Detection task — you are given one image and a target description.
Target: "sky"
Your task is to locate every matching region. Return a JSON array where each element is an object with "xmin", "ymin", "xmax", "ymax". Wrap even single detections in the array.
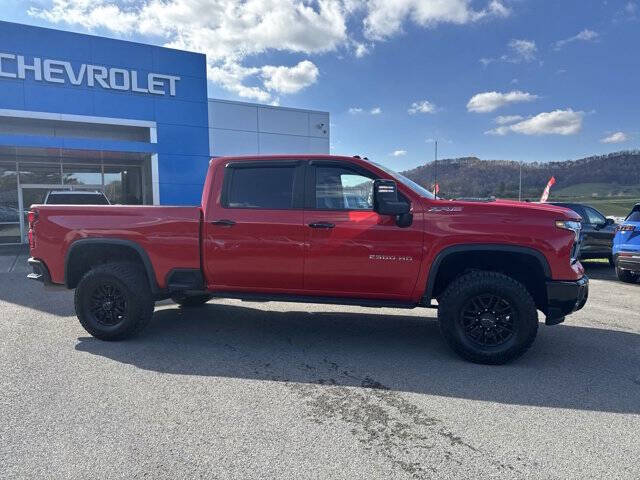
[{"xmin": 2, "ymin": 0, "xmax": 639, "ymax": 171}]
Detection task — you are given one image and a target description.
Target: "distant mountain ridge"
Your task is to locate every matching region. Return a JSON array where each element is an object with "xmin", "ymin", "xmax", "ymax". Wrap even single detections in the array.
[{"xmin": 401, "ymin": 150, "xmax": 640, "ymax": 200}]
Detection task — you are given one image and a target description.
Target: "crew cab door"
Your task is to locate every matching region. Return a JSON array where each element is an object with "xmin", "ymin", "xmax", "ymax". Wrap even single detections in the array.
[
  {"xmin": 303, "ymin": 160, "xmax": 423, "ymax": 299},
  {"xmin": 202, "ymin": 159, "xmax": 306, "ymax": 291}
]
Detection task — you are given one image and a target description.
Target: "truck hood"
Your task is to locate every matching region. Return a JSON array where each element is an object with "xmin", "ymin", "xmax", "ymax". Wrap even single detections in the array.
[{"xmin": 424, "ymin": 197, "xmax": 581, "ymax": 221}]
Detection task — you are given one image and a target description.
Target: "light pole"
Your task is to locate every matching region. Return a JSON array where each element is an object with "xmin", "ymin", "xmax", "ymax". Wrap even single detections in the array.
[
  {"xmin": 434, "ymin": 140, "xmax": 438, "ymax": 196},
  {"xmin": 518, "ymin": 161, "xmax": 522, "ymax": 201}
]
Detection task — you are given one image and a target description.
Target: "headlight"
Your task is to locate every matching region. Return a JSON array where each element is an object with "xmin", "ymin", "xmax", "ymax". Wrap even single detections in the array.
[
  {"xmin": 556, "ymin": 220, "xmax": 581, "ymax": 233},
  {"xmin": 556, "ymin": 220, "xmax": 581, "ymax": 263}
]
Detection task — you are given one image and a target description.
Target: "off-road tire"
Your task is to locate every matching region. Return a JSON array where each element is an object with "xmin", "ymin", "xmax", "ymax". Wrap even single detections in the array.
[
  {"xmin": 75, "ymin": 262, "xmax": 154, "ymax": 340},
  {"xmin": 438, "ymin": 271, "xmax": 538, "ymax": 365},
  {"xmin": 171, "ymin": 293, "xmax": 213, "ymax": 307},
  {"xmin": 616, "ymin": 266, "xmax": 638, "ymax": 284}
]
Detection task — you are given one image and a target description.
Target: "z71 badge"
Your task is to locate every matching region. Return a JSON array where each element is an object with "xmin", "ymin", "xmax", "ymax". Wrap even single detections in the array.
[
  {"xmin": 369, "ymin": 255, "xmax": 413, "ymax": 262},
  {"xmin": 428, "ymin": 206, "xmax": 463, "ymax": 213}
]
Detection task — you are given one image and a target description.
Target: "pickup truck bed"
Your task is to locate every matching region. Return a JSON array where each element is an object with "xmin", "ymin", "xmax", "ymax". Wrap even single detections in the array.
[{"xmin": 31, "ymin": 205, "xmax": 201, "ymax": 290}]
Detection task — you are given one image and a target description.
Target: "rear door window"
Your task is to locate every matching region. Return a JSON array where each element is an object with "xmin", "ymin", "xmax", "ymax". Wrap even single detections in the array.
[{"xmin": 224, "ymin": 164, "xmax": 298, "ymax": 209}]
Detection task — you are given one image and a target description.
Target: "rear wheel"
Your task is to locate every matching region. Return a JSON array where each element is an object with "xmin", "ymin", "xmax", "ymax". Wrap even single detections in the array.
[
  {"xmin": 75, "ymin": 262, "xmax": 154, "ymax": 340},
  {"xmin": 171, "ymin": 293, "xmax": 213, "ymax": 307},
  {"xmin": 616, "ymin": 266, "xmax": 638, "ymax": 283},
  {"xmin": 438, "ymin": 271, "xmax": 538, "ymax": 365}
]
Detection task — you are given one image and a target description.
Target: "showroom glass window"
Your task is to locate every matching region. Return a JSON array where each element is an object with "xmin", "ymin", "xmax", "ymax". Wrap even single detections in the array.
[
  {"xmin": 315, "ymin": 166, "xmax": 373, "ymax": 210},
  {"xmin": 224, "ymin": 165, "xmax": 296, "ymax": 209},
  {"xmin": 0, "ymin": 160, "xmax": 19, "ymax": 243}
]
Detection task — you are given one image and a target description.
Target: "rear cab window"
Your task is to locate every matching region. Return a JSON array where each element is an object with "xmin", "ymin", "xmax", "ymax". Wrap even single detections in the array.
[{"xmin": 221, "ymin": 161, "xmax": 303, "ymax": 209}]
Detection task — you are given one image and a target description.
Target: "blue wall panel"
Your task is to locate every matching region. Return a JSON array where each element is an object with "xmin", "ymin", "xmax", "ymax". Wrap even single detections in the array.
[
  {"xmin": 155, "ymin": 98, "xmax": 208, "ymax": 127},
  {"xmin": 0, "ymin": 20, "xmax": 210, "ymax": 206},
  {"xmin": 24, "ymin": 83, "xmax": 94, "ymax": 115},
  {"xmin": 93, "ymin": 90, "xmax": 156, "ymax": 120},
  {"xmin": 159, "ymin": 183, "xmax": 204, "ymax": 206},
  {"xmin": 156, "ymin": 124, "xmax": 210, "ymax": 156},
  {"xmin": 158, "ymin": 154, "xmax": 210, "ymax": 185}
]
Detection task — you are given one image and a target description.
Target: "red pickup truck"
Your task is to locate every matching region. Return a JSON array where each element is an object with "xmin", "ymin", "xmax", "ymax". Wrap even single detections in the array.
[{"xmin": 27, "ymin": 154, "xmax": 588, "ymax": 364}]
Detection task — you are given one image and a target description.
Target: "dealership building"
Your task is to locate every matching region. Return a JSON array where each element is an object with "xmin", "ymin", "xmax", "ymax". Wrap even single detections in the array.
[{"xmin": 0, "ymin": 21, "xmax": 330, "ymax": 244}]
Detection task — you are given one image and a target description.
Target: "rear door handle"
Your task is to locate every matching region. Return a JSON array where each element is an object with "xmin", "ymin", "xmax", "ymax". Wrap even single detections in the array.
[
  {"xmin": 211, "ymin": 219, "xmax": 236, "ymax": 226},
  {"xmin": 308, "ymin": 222, "xmax": 335, "ymax": 229}
]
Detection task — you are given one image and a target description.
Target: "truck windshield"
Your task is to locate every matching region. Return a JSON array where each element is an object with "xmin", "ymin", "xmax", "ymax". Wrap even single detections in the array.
[{"xmin": 367, "ymin": 160, "xmax": 436, "ymax": 199}]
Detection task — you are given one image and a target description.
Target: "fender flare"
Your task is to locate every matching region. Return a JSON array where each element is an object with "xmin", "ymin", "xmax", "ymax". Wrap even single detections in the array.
[
  {"xmin": 423, "ymin": 244, "xmax": 552, "ymax": 301},
  {"xmin": 64, "ymin": 238, "xmax": 159, "ymax": 292}
]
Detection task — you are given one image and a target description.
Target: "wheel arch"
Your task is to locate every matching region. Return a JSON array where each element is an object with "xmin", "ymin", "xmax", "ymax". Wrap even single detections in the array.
[
  {"xmin": 64, "ymin": 238, "xmax": 159, "ymax": 293},
  {"xmin": 424, "ymin": 244, "xmax": 552, "ymax": 310}
]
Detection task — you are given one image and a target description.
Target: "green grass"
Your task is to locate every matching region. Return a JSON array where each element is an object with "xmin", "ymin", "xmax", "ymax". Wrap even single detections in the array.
[
  {"xmin": 548, "ymin": 197, "xmax": 639, "ymax": 217},
  {"xmin": 553, "ymin": 182, "xmax": 640, "ymax": 198}
]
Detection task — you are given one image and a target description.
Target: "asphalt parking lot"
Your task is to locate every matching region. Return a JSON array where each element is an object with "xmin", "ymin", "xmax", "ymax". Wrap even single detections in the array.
[{"xmin": 1, "ymin": 249, "xmax": 639, "ymax": 479}]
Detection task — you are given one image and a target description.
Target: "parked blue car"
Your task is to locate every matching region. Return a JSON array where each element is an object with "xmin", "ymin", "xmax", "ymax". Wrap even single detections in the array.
[{"xmin": 613, "ymin": 203, "xmax": 640, "ymax": 283}]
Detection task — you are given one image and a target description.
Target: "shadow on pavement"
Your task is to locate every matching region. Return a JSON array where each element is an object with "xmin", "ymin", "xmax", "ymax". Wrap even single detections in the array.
[
  {"xmin": 0, "ymin": 272, "xmax": 75, "ymax": 316},
  {"xmin": 76, "ymin": 302, "xmax": 640, "ymax": 415}
]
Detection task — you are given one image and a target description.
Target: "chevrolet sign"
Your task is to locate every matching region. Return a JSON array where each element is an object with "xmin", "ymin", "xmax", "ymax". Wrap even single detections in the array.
[{"xmin": 0, "ymin": 53, "xmax": 180, "ymax": 96}]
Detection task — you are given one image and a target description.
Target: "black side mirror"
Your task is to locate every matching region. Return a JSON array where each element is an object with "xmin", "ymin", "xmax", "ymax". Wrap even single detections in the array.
[
  {"xmin": 373, "ymin": 179, "xmax": 412, "ymax": 227},
  {"xmin": 605, "ymin": 218, "xmax": 615, "ymax": 226},
  {"xmin": 374, "ymin": 179, "xmax": 410, "ymax": 216}
]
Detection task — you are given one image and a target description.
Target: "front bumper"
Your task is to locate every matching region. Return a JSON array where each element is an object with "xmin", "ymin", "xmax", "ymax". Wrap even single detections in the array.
[
  {"xmin": 614, "ymin": 252, "xmax": 640, "ymax": 272},
  {"xmin": 545, "ymin": 276, "xmax": 589, "ymax": 325}
]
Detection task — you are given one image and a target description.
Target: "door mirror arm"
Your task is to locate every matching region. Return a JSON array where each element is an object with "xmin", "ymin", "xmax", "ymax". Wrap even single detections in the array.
[{"xmin": 396, "ymin": 212, "xmax": 413, "ymax": 228}]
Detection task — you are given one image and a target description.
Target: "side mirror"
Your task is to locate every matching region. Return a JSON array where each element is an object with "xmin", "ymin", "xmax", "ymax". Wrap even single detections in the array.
[
  {"xmin": 605, "ymin": 218, "xmax": 615, "ymax": 226},
  {"xmin": 374, "ymin": 179, "xmax": 410, "ymax": 216}
]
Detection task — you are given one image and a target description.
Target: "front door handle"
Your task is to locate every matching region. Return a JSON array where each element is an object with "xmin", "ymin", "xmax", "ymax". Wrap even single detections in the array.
[
  {"xmin": 211, "ymin": 219, "xmax": 236, "ymax": 226},
  {"xmin": 308, "ymin": 222, "xmax": 335, "ymax": 229}
]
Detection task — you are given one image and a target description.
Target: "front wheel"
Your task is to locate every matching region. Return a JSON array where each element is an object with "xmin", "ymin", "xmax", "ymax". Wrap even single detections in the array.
[
  {"xmin": 438, "ymin": 271, "xmax": 538, "ymax": 365},
  {"xmin": 74, "ymin": 262, "xmax": 154, "ymax": 340}
]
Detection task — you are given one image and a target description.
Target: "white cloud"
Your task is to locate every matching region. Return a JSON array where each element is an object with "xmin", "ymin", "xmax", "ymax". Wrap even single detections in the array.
[
  {"xmin": 391, "ymin": 150, "xmax": 407, "ymax": 157},
  {"xmin": 28, "ymin": 0, "xmax": 345, "ymax": 102},
  {"xmin": 508, "ymin": 39, "xmax": 537, "ymax": 62},
  {"xmin": 261, "ymin": 60, "xmax": 319, "ymax": 94},
  {"xmin": 494, "ymin": 115, "xmax": 524, "ymax": 125},
  {"xmin": 601, "ymin": 131, "xmax": 628, "ymax": 144},
  {"xmin": 486, "ymin": 109, "xmax": 585, "ymax": 136},
  {"xmin": 353, "ymin": 41, "xmax": 371, "ymax": 57},
  {"xmin": 408, "ymin": 100, "xmax": 437, "ymax": 114},
  {"xmin": 554, "ymin": 29, "xmax": 599, "ymax": 50},
  {"xmin": 362, "ymin": 0, "xmax": 510, "ymax": 41},
  {"xmin": 26, "ymin": 0, "xmax": 513, "ymax": 102},
  {"xmin": 349, "ymin": 106, "xmax": 382, "ymax": 115},
  {"xmin": 481, "ymin": 38, "xmax": 537, "ymax": 66},
  {"xmin": 467, "ymin": 91, "xmax": 538, "ymax": 113}
]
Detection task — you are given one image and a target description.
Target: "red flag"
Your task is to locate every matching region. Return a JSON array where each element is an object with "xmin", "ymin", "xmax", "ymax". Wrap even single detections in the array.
[
  {"xmin": 540, "ymin": 176, "xmax": 556, "ymax": 203},
  {"xmin": 433, "ymin": 183, "xmax": 440, "ymax": 195}
]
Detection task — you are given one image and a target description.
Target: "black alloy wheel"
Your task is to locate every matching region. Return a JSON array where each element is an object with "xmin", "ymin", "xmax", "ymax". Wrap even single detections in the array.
[
  {"xmin": 89, "ymin": 283, "xmax": 127, "ymax": 327},
  {"xmin": 460, "ymin": 294, "xmax": 516, "ymax": 347}
]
